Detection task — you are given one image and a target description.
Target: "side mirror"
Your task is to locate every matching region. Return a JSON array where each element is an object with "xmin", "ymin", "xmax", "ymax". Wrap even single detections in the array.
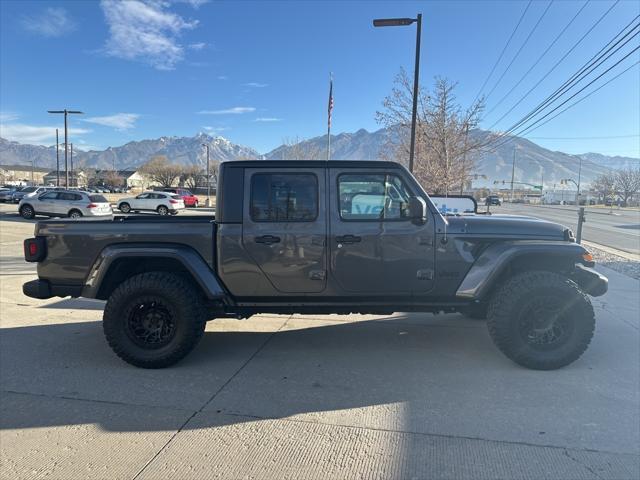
[{"xmin": 409, "ymin": 196, "xmax": 427, "ymax": 224}]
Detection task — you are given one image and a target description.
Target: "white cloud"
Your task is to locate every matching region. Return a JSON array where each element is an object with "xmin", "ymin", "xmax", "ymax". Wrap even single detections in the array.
[
  {"xmin": 100, "ymin": 0, "xmax": 198, "ymax": 70},
  {"xmin": 175, "ymin": 0, "xmax": 210, "ymax": 8},
  {"xmin": 21, "ymin": 7, "xmax": 76, "ymax": 38},
  {"xmin": 243, "ymin": 82, "xmax": 268, "ymax": 88},
  {"xmin": 254, "ymin": 117, "xmax": 282, "ymax": 122},
  {"xmin": 203, "ymin": 126, "xmax": 230, "ymax": 132},
  {"xmin": 0, "ymin": 123, "xmax": 90, "ymax": 145},
  {"xmin": 188, "ymin": 42, "xmax": 206, "ymax": 50},
  {"xmin": 217, "ymin": 75, "xmax": 228, "ymax": 80},
  {"xmin": 83, "ymin": 113, "xmax": 140, "ymax": 130},
  {"xmin": 197, "ymin": 107, "xmax": 256, "ymax": 115},
  {"xmin": 0, "ymin": 112, "xmax": 19, "ymax": 123}
]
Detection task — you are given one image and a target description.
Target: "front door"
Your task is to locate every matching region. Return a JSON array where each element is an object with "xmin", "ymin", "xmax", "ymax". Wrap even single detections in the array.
[
  {"xmin": 242, "ymin": 168, "xmax": 327, "ymax": 293},
  {"xmin": 329, "ymin": 169, "xmax": 435, "ymax": 295}
]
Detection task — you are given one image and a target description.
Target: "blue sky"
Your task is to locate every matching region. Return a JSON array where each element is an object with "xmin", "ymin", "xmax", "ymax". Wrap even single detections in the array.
[{"xmin": 1, "ymin": 0, "xmax": 638, "ymax": 157}]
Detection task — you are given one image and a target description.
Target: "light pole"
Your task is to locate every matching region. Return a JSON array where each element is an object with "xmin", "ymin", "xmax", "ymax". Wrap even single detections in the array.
[
  {"xmin": 201, "ymin": 143, "xmax": 211, "ymax": 207},
  {"xmin": 373, "ymin": 14, "xmax": 422, "ymax": 173},
  {"xmin": 55, "ymin": 129, "xmax": 60, "ymax": 186},
  {"xmin": 510, "ymin": 147, "xmax": 516, "ymax": 203},
  {"xmin": 48, "ymin": 109, "xmax": 83, "ymax": 187},
  {"xmin": 70, "ymin": 143, "xmax": 74, "ymax": 187}
]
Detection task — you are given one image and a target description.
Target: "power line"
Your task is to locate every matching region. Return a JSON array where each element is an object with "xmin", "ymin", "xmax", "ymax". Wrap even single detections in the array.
[
  {"xmin": 528, "ymin": 134, "xmax": 639, "ymax": 140},
  {"xmin": 483, "ymin": 1, "xmax": 555, "ymax": 102},
  {"xmin": 472, "ymin": 0, "xmax": 533, "ymax": 104},
  {"xmin": 487, "ymin": 18, "xmax": 639, "ymax": 145},
  {"xmin": 514, "ymin": 61, "xmax": 640, "ymax": 138},
  {"xmin": 490, "ymin": 54, "xmax": 639, "ymax": 150},
  {"xmin": 485, "ymin": 1, "xmax": 589, "ymax": 117},
  {"xmin": 487, "ymin": 1, "xmax": 622, "ymax": 130}
]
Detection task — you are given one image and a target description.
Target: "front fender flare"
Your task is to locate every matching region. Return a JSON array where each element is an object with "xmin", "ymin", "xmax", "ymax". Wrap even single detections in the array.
[
  {"xmin": 456, "ymin": 241, "xmax": 589, "ymax": 300},
  {"xmin": 82, "ymin": 244, "xmax": 227, "ymax": 300}
]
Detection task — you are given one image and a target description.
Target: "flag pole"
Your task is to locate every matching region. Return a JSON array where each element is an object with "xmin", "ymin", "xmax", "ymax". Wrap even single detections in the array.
[{"xmin": 327, "ymin": 72, "xmax": 333, "ymax": 160}]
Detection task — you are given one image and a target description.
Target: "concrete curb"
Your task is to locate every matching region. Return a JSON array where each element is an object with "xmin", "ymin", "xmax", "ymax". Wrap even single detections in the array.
[{"xmin": 582, "ymin": 240, "xmax": 640, "ymax": 262}]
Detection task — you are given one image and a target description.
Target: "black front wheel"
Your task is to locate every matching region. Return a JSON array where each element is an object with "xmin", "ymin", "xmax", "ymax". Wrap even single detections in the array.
[
  {"xmin": 103, "ymin": 272, "xmax": 207, "ymax": 368},
  {"xmin": 487, "ymin": 271, "xmax": 595, "ymax": 370}
]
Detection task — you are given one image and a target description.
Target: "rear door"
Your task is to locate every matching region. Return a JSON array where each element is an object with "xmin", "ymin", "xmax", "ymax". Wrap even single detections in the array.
[
  {"xmin": 241, "ymin": 168, "xmax": 327, "ymax": 293},
  {"xmin": 329, "ymin": 168, "xmax": 435, "ymax": 295}
]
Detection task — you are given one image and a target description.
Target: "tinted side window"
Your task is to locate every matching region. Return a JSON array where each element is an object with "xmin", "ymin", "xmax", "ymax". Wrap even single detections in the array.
[
  {"xmin": 338, "ymin": 173, "xmax": 412, "ymax": 220},
  {"xmin": 39, "ymin": 192, "xmax": 59, "ymax": 200},
  {"xmin": 250, "ymin": 173, "xmax": 317, "ymax": 222},
  {"xmin": 59, "ymin": 192, "xmax": 82, "ymax": 201}
]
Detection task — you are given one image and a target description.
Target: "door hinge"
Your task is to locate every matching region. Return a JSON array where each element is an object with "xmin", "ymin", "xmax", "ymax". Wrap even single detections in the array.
[{"xmin": 416, "ymin": 269, "xmax": 434, "ymax": 280}]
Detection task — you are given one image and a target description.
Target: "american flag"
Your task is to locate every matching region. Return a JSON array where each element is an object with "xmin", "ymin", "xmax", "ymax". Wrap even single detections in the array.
[{"xmin": 327, "ymin": 76, "xmax": 334, "ymax": 129}]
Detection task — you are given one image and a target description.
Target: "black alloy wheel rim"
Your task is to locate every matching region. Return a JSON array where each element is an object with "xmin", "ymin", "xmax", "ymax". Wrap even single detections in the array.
[
  {"xmin": 125, "ymin": 298, "xmax": 177, "ymax": 349},
  {"xmin": 518, "ymin": 296, "xmax": 574, "ymax": 350},
  {"xmin": 22, "ymin": 207, "xmax": 33, "ymax": 217}
]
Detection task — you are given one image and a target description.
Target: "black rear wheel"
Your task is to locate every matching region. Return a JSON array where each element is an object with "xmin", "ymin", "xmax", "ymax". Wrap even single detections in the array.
[
  {"xmin": 157, "ymin": 205, "xmax": 169, "ymax": 215},
  {"xmin": 119, "ymin": 202, "xmax": 131, "ymax": 213},
  {"xmin": 487, "ymin": 271, "xmax": 595, "ymax": 370},
  {"xmin": 20, "ymin": 205, "xmax": 35, "ymax": 219},
  {"xmin": 103, "ymin": 272, "xmax": 206, "ymax": 368}
]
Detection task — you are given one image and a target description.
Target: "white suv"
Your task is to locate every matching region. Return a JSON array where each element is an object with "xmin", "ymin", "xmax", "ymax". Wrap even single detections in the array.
[
  {"xmin": 19, "ymin": 191, "xmax": 113, "ymax": 219},
  {"xmin": 117, "ymin": 191, "xmax": 185, "ymax": 215}
]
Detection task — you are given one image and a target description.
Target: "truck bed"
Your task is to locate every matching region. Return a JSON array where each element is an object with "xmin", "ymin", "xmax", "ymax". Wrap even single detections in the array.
[{"xmin": 34, "ymin": 215, "xmax": 217, "ymax": 286}]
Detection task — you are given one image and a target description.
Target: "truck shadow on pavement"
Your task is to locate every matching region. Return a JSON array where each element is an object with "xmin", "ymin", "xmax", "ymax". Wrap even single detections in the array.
[
  {"xmin": 1, "ymin": 315, "xmax": 522, "ymax": 434},
  {"xmin": 4, "ymin": 310, "xmax": 633, "ymax": 461}
]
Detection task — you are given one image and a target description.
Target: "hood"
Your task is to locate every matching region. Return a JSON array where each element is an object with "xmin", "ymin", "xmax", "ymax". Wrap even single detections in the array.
[{"xmin": 444, "ymin": 214, "xmax": 569, "ymax": 239}]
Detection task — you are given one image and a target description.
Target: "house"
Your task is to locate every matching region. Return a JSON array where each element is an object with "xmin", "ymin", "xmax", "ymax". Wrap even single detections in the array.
[
  {"xmin": 90, "ymin": 169, "xmax": 153, "ymax": 190},
  {"xmin": 0, "ymin": 164, "xmax": 50, "ymax": 185},
  {"xmin": 43, "ymin": 170, "xmax": 88, "ymax": 187}
]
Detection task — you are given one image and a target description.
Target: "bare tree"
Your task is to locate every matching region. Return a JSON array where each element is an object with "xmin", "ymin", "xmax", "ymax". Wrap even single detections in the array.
[
  {"xmin": 614, "ymin": 168, "xmax": 640, "ymax": 206},
  {"xmin": 376, "ymin": 69, "xmax": 485, "ymax": 194},
  {"xmin": 591, "ymin": 172, "xmax": 616, "ymax": 202},
  {"xmin": 103, "ymin": 170, "xmax": 124, "ymax": 188},
  {"xmin": 139, "ymin": 156, "xmax": 183, "ymax": 187},
  {"xmin": 181, "ymin": 165, "xmax": 204, "ymax": 190}
]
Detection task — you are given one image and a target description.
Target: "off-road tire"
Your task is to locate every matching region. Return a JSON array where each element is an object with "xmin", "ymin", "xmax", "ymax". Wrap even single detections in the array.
[
  {"xmin": 118, "ymin": 202, "xmax": 131, "ymax": 213},
  {"xmin": 487, "ymin": 271, "xmax": 595, "ymax": 370},
  {"xmin": 103, "ymin": 272, "xmax": 207, "ymax": 368},
  {"xmin": 20, "ymin": 204, "xmax": 35, "ymax": 219},
  {"xmin": 157, "ymin": 205, "xmax": 169, "ymax": 215},
  {"xmin": 68, "ymin": 209, "xmax": 83, "ymax": 219}
]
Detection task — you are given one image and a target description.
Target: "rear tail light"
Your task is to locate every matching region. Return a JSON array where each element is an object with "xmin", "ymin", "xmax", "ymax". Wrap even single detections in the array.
[
  {"xmin": 170, "ymin": 199, "xmax": 178, "ymax": 204},
  {"xmin": 87, "ymin": 203, "xmax": 97, "ymax": 208},
  {"xmin": 24, "ymin": 237, "xmax": 46, "ymax": 262}
]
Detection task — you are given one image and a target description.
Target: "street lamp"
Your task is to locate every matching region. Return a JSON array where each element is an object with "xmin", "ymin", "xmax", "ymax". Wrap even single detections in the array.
[
  {"xmin": 201, "ymin": 143, "xmax": 211, "ymax": 207},
  {"xmin": 48, "ymin": 109, "xmax": 83, "ymax": 187},
  {"xmin": 373, "ymin": 14, "xmax": 422, "ymax": 173}
]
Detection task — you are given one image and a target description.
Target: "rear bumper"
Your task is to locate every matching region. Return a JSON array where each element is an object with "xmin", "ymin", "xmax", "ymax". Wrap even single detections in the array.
[
  {"xmin": 573, "ymin": 264, "xmax": 608, "ymax": 297},
  {"xmin": 23, "ymin": 279, "xmax": 83, "ymax": 299}
]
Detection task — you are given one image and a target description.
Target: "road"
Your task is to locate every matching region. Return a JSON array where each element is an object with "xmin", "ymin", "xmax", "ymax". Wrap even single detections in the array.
[{"xmin": 495, "ymin": 203, "xmax": 640, "ymax": 254}]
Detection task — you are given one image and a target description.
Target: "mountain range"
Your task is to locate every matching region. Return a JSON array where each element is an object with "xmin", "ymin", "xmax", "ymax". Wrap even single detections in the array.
[{"xmin": 1, "ymin": 128, "xmax": 637, "ymax": 188}]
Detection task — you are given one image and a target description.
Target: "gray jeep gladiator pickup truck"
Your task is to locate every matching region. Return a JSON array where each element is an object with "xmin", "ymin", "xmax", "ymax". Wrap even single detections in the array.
[{"xmin": 23, "ymin": 160, "xmax": 608, "ymax": 370}]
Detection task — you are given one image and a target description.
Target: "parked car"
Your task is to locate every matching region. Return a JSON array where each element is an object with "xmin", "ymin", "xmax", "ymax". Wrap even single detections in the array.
[
  {"xmin": 117, "ymin": 191, "xmax": 185, "ymax": 215},
  {"xmin": 0, "ymin": 187, "xmax": 20, "ymax": 203},
  {"xmin": 485, "ymin": 195, "xmax": 502, "ymax": 206},
  {"xmin": 18, "ymin": 190, "xmax": 112, "ymax": 219},
  {"xmin": 11, "ymin": 186, "xmax": 53, "ymax": 203},
  {"xmin": 162, "ymin": 187, "xmax": 199, "ymax": 207},
  {"xmin": 23, "ymin": 160, "xmax": 607, "ymax": 370}
]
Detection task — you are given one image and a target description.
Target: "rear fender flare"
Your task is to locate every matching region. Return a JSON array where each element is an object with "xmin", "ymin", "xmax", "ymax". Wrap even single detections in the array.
[{"xmin": 83, "ymin": 244, "xmax": 227, "ymax": 300}]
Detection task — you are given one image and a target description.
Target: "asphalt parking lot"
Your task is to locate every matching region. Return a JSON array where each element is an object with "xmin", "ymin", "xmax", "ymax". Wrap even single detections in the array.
[{"xmin": 1, "ymin": 203, "xmax": 639, "ymax": 479}]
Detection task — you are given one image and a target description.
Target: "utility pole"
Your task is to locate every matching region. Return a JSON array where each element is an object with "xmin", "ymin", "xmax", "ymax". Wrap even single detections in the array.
[
  {"xmin": 55, "ymin": 129, "xmax": 60, "ymax": 186},
  {"xmin": 70, "ymin": 143, "xmax": 74, "ymax": 187},
  {"xmin": 202, "ymin": 143, "xmax": 211, "ymax": 207},
  {"xmin": 30, "ymin": 159, "xmax": 34, "ymax": 185},
  {"xmin": 48, "ymin": 109, "xmax": 83, "ymax": 187},
  {"xmin": 510, "ymin": 147, "xmax": 516, "ymax": 203},
  {"xmin": 576, "ymin": 155, "xmax": 583, "ymax": 205}
]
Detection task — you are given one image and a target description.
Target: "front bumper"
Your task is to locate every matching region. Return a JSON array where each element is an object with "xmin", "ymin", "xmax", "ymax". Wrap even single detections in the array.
[
  {"xmin": 23, "ymin": 279, "xmax": 83, "ymax": 299},
  {"xmin": 573, "ymin": 264, "xmax": 608, "ymax": 297}
]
